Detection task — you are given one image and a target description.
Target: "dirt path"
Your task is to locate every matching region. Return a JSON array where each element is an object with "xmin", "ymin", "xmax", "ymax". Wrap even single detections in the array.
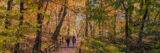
[{"xmin": 53, "ymin": 38, "xmax": 81, "ymax": 53}]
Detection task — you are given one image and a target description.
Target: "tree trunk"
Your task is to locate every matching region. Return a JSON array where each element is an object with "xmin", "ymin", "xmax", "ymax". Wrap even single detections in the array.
[
  {"xmin": 122, "ymin": 2, "xmax": 129, "ymax": 45},
  {"xmin": 32, "ymin": 0, "xmax": 49, "ymax": 52},
  {"xmin": 5, "ymin": 0, "xmax": 13, "ymax": 30},
  {"xmin": 85, "ymin": 0, "xmax": 89, "ymax": 37},
  {"xmin": 138, "ymin": 8, "xmax": 148, "ymax": 43},
  {"xmin": 14, "ymin": 0, "xmax": 24, "ymax": 53},
  {"xmin": 55, "ymin": 5, "xmax": 58, "ymax": 26},
  {"xmin": 32, "ymin": 3, "xmax": 43, "ymax": 53},
  {"xmin": 124, "ymin": 8, "xmax": 129, "ymax": 45},
  {"xmin": 43, "ymin": 0, "xmax": 49, "ymax": 18},
  {"xmin": 154, "ymin": 10, "xmax": 160, "ymax": 21},
  {"xmin": 52, "ymin": 0, "xmax": 68, "ymax": 42},
  {"xmin": 58, "ymin": 7, "xmax": 64, "ymax": 21}
]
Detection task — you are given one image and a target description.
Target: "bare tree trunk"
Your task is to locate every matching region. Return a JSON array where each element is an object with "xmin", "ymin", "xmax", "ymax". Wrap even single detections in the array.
[
  {"xmin": 58, "ymin": 7, "xmax": 64, "ymax": 21},
  {"xmin": 5, "ymin": 0, "xmax": 13, "ymax": 30},
  {"xmin": 55, "ymin": 5, "xmax": 58, "ymax": 26},
  {"xmin": 121, "ymin": 2, "xmax": 130, "ymax": 53},
  {"xmin": 52, "ymin": 0, "xmax": 68, "ymax": 43},
  {"xmin": 138, "ymin": 8, "xmax": 148, "ymax": 43},
  {"xmin": 33, "ymin": 0, "xmax": 49, "ymax": 52},
  {"xmin": 85, "ymin": 0, "xmax": 89, "ymax": 37},
  {"xmin": 32, "ymin": 3, "xmax": 43, "ymax": 53},
  {"xmin": 3, "ymin": 0, "xmax": 12, "ymax": 52},
  {"xmin": 14, "ymin": 0, "xmax": 24, "ymax": 53},
  {"xmin": 122, "ymin": 2, "xmax": 129, "ymax": 45}
]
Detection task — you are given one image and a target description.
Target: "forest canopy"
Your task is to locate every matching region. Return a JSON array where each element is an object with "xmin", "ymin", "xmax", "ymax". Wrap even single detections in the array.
[{"xmin": 0, "ymin": 0, "xmax": 160, "ymax": 53}]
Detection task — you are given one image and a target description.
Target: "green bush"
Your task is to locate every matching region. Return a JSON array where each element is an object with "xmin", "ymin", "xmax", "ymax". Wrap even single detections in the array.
[{"xmin": 78, "ymin": 37, "xmax": 124, "ymax": 53}]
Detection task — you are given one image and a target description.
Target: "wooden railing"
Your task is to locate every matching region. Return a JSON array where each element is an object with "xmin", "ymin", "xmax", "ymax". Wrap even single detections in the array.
[
  {"xmin": 42, "ymin": 42, "xmax": 59, "ymax": 53},
  {"xmin": 43, "ymin": 45, "xmax": 57, "ymax": 53}
]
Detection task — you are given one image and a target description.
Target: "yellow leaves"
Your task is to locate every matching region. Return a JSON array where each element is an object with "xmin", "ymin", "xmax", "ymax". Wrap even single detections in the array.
[
  {"xmin": 74, "ymin": 0, "xmax": 86, "ymax": 3},
  {"xmin": 0, "ymin": 36, "xmax": 16, "ymax": 45},
  {"xmin": 106, "ymin": 45, "xmax": 121, "ymax": 53},
  {"xmin": 0, "ymin": 36, "xmax": 8, "ymax": 43},
  {"xmin": 81, "ymin": 46, "xmax": 89, "ymax": 51},
  {"xmin": 0, "ymin": 36, "xmax": 16, "ymax": 53},
  {"xmin": 80, "ymin": 38, "xmax": 87, "ymax": 43},
  {"xmin": 41, "ymin": 43, "xmax": 52, "ymax": 51}
]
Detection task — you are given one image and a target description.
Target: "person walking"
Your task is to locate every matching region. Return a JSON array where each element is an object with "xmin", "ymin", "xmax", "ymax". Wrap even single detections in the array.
[
  {"xmin": 72, "ymin": 36, "xmax": 76, "ymax": 46},
  {"xmin": 66, "ymin": 37, "xmax": 70, "ymax": 47}
]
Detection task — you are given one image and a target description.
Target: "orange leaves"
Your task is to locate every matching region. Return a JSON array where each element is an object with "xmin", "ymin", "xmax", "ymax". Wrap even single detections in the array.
[{"xmin": 134, "ymin": 3, "xmax": 140, "ymax": 9}]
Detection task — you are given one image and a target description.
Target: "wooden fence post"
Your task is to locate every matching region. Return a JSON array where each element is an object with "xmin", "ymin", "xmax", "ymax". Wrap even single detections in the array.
[
  {"xmin": 49, "ymin": 48, "xmax": 51, "ymax": 53},
  {"xmin": 44, "ymin": 48, "xmax": 47, "ymax": 53},
  {"xmin": 79, "ymin": 48, "xmax": 81, "ymax": 53}
]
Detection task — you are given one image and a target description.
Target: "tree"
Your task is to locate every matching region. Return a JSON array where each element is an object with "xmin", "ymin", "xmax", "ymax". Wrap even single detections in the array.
[
  {"xmin": 32, "ymin": 0, "xmax": 44, "ymax": 52},
  {"xmin": 85, "ymin": 0, "xmax": 89, "ymax": 37},
  {"xmin": 14, "ymin": 0, "xmax": 24, "ymax": 53},
  {"xmin": 5, "ymin": 0, "xmax": 13, "ymax": 32},
  {"xmin": 121, "ymin": 1, "xmax": 129, "ymax": 45},
  {"xmin": 138, "ymin": 0, "xmax": 149, "ymax": 43},
  {"xmin": 52, "ymin": 0, "xmax": 68, "ymax": 43}
]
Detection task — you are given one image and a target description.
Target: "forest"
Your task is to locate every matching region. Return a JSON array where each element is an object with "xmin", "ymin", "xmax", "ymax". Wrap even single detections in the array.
[{"xmin": 0, "ymin": 0, "xmax": 160, "ymax": 53}]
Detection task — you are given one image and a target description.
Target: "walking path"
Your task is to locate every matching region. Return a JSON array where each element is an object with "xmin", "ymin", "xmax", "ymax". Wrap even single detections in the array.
[{"xmin": 53, "ymin": 38, "xmax": 81, "ymax": 53}]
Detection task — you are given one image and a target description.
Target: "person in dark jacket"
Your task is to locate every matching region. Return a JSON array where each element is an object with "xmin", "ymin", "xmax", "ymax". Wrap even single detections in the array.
[
  {"xmin": 72, "ymin": 36, "xmax": 76, "ymax": 46},
  {"xmin": 66, "ymin": 37, "xmax": 70, "ymax": 47}
]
